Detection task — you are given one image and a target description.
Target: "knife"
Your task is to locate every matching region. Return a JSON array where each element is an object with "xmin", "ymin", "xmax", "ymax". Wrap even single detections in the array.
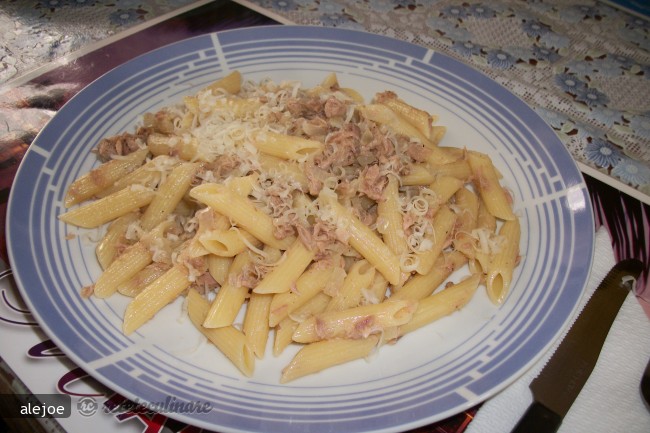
[{"xmin": 511, "ymin": 258, "xmax": 644, "ymax": 433}]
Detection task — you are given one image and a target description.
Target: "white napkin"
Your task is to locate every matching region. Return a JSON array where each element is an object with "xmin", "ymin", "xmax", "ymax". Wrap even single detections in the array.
[{"xmin": 466, "ymin": 228, "xmax": 650, "ymax": 433}]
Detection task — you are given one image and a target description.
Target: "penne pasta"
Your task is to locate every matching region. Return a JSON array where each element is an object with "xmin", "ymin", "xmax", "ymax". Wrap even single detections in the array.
[
  {"xmin": 391, "ymin": 251, "xmax": 467, "ymax": 301},
  {"xmin": 95, "ymin": 212, "xmax": 139, "ymax": 270},
  {"xmin": 59, "ymin": 186, "xmax": 155, "ymax": 228},
  {"xmin": 280, "ymin": 336, "xmax": 379, "ymax": 383},
  {"xmin": 253, "ymin": 130, "xmax": 323, "ymax": 160},
  {"xmin": 207, "ymin": 254, "xmax": 233, "ymax": 286},
  {"xmin": 140, "ymin": 162, "xmax": 199, "ymax": 231},
  {"xmin": 203, "ymin": 70, "xmax": 242, "ymax": 95},
  {"xmin": 123, "ymin": 263, "xmax": 192, "ymax": 335},
  {"xmin": 199, "ymin": 227, "xmax": 261, "ymax": 257},
  {"xmin": 96, "ymin": 155, "xmax": 179, "ymax": 198},
  {"xmin": 92, "ymin": 241, "xmax": 152, "ymax": 299},
  {"xmin": 377, "ymin": 175, "xmax": 408, "ymax": 256},
  {"xmin": 318, "ymin": 191, "xmax": 402, "ymax": 285},
  {"xmin": 486, "ymin": 219, "xmax": 520, "ymax": 304},
  {"xmin": 268, "ymin": 266, "xmax": 335, "ymax": 327},
  {"xmin": 396, "ymin": 274, "xmax": 481, "ymax": 336},
  {"xmin": 117, "ymin": 263, "xmax": 169, "ymax": 297},
  {"xmin": 186, "ymin": 288, "xmax": 255, "ymax": 377},
  {"xmin": 273, "ymin": 316, "xmax": 299, "ymax": 356},
  {"xmin": 64, "ymin": 148, "xmax": 149, "ymax": 207},
  {"xmin": 467, "ymin": 151, "xmax": 516, "ymax": 221},
  {"xmin": 60, "ymin": 70, "xmax": 522, "ymax": 383},
  {"xmin": 325, "ymin": 260, "xmax": 375, "ymax": 312},
  {"xmin": 190, "ymin": 183, "xmax": 295, "ymax": 250},
  {"xmin": 253, "ymin": 238, "xmax": 316, "ymax": 294},
  {"xmin": 415, "ymin": 205, "xmax": 456, "ymax": 275},
  {"xmin": 292, "ymin": 299, "xmax": 418, "ymax": 343},
  {"xmin": 202, "ymin": 251, "xmax": 252, "ymax": 328},
  {"xmin": 243, "ymin": 292, "xmax": 273, "ymax": 358}
]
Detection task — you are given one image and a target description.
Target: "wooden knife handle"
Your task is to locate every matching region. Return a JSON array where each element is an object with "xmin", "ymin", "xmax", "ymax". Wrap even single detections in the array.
[{"xmin": 511, "ymin": 402, "xmax": 562, "ymax": 433}]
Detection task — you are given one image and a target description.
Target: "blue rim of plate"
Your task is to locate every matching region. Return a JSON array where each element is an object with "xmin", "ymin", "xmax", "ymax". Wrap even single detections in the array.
[{"xmin": 7, "ymin": 25, "xmax": 594, "ymax": 433}]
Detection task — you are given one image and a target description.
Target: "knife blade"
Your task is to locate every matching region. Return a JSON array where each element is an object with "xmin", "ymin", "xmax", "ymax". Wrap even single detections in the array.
[{"xmin": 511, "ymin": 258, "xmax": 644, "ymax": 433}]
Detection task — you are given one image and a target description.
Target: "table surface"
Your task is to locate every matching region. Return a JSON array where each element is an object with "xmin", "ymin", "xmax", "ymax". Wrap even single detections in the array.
[{"xmin": 0, "ymin": 1, "xmax": 649, "ymax": 432}]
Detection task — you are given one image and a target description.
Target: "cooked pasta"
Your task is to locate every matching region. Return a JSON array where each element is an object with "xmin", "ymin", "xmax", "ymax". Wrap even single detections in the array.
[{"xmin": 60, "ymin": 70, "xmax": 520, "ymax": 382}]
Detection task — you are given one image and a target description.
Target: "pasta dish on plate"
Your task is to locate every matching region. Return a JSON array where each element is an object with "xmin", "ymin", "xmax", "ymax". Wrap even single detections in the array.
[{"xmin": 58, "ymin": 71, "xmax": 520, "ymax": 383}]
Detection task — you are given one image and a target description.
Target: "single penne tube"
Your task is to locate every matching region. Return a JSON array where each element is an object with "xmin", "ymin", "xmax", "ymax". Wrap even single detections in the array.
[
  {"xmin": 186, "ymin": 288, "xmax": 255, "ymax": 377},
  {"xmin": 253, "ymin": 238, "xmax": 316, "ymax": 294},
  {"xmin": 205, "ymin": 96, "xmax": 262, "ymax": 118},
  {"xmin": 415, "ymin": 205, "xmax": 456, "ymax": 275},
  {"xmin": 95, "ymin": 212, "xmax": 139, "ymax": 270},
  {"xmin": 467, "ymin": 151, "xmax": 516, "ymax": 221},
  {"xmin": 273, "ymin": 316, "xmax": 299, "ymax": 357},
  {"xmin": 468, "ymin": 201, "xmax": 499, "ymax": 275},
  {"xmin": 400, "ymin": 164, "xmax": 435, "ymax": 186},
  {"xmin": 203, "ymin": 251, "xmax": 252, "ymax": 328},
  {"xmin": 325, "ymin": 260, "xmax": 375, "ymax": 312},
  {"xmin": 123, "ymin": 263, "xmax": 192, "ymax": 335},
  {"xmin": 93, "ymin": 241, "xmax": 153, "ymax": 298},
  {"xmin": 253, "ymin": 130, "xmax": 323, "ymax": 160},
  {"xmin": 376, "ymin": 91, "xmax": 435, "ymax": 139},
  {"xmin": 269, "ymin": 266, "xmax": 335, "ymax": 327},
  {"xmin": 357, "ymin": 104, "xmax": 455, "ymax": 162},
  {"xmin": 146, "ymin": 132, "xmax": 198, "ymax": 161},
  {"xmin": 339, "ymin": 87, "xmax": 365, "ymax": 103},
  {"xmin": 96, "ymin": 155, "xmax": 180, "ymax": 198},
  {"xmin": 226, "ymin": 174, "xmax": 259, "ymax": 197},
  {"xmin": 361, "ymin": 273, "xmax": 388, "ymax": 305},
  {"xmin": 280, "ymin": 335, "xmax": 379, "ymax": 383},
  {"xmin": 203, "ymin": 70, "xmax": 242, "ymax": 95},
  {"xmin": 292, "ymin": 298, "xmax": 417, "ymax": 343},
  {"xmin": 288, "ymin": 292, "xmax": 331, "ymax": 323},
  {"xmin": 477, "ymin": 198, "xmax": 498, "ymax": 232},
  {"xmin": 64, "ymin": 148, "xmax": 149, "ymax": 207},
  {"xmin": 377, "ymin": 175, "xmax": 408, "ymax": 256},
  {"xmin": 358, "ymin": 104, "xmax": 428, "ymax": 144},
  {"xmin": 320, "ymin": 71, "xmax": 339, "ymax": 89},
  {"xmin": 391, "ymin": 251, "xmax": 467, "ymax": 301},
  {"xmin": 117, "ymin": 263, "xmax": 169, "ymax": 297},
  {"xmin": 143, "ymin": 109, "xmax": 176, "ymax": 134},
  {"xmin": 59, "ymin": 186, "xmax": 155, "ymax": 228},
  {"xmin": 429, "ymin": 160, "xmax": 472, "ymax": 181},
  {"xmin": 257, "ymin": 154, "xmax": 309, "ymax": 190},
  {"xmin": 243, "ymin": 292, "xmax": 273, "ymax": 359},
  {"xmin": 140, "ymin": 162, "xmax": 199, "ymax": 231},
  {"xmin": 397, "ymin": 274, "xmax": 480, "ymax": 336},
  {"xmin": 429, "ymin": 176, "xmax": 464, "ymax": 208},
  {"xmin": 318, "ymin": 191, "xmax": 401, "ymax": 285},
  {"xmin": 199, "ymin": 227, "xmax": 260, "ymax": 257},
  {"xmin": 207, "ymin": 254, "xmax": 233, "ymax": 286},
  {"xmin": 429, "ymin": 125, "xmax": 447, "ymax": 145},
  {"xmin": 190, "ymin": 183, "xmax": 295, "ymax": 250},
  {"xmin": 452, "ymin": 187, "xmax": 480, "ymax": 258},
  {"xmin": 486, "ymin": 219, "xmax": 520, "ymax": 304}
]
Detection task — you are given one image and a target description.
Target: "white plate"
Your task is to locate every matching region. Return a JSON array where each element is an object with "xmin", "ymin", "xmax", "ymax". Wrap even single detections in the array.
[{"xmin": 7, "ymin": 26, "xmax": 594, "ymax": 433}]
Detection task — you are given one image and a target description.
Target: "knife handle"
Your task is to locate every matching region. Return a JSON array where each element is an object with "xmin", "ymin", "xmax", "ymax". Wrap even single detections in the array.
[{"xmin": 511, "ymin": 402, "xmax": 562, "ymax": 433}]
